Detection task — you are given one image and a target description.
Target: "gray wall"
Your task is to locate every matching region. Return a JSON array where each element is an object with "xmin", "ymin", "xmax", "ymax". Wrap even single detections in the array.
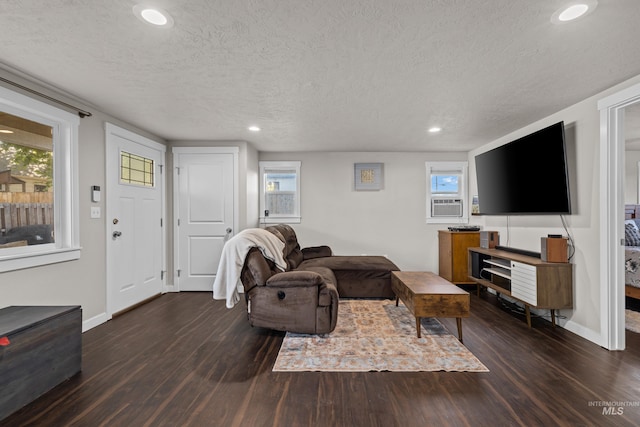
[{"xmin": 258, "ymin": 151, "xmax": 468, "ymax": 271}]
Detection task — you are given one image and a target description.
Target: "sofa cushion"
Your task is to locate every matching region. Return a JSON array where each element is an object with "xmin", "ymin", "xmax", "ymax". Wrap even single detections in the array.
[
  {"xmin": 301, "ymin": 245, "xmax": 332, "ymax": 259},
  {"xmin": 300, "ymin": 266, "xmax": 337, "ymax": 306},
  {"xmin": 266, "ymin": 224, "xmax": 304, "ymax": 269},
  {"xmin": 241, "ymin": 247, "xmax": 278, "ymax": 290},
  {"xmin": 299, "ymin": 265, "xmax": 336, "ymax": 286},
  {"xmin": 298, "ymin": 255, "xmax": 399, "ymax": 298},
  {"xmin": 298, "ymin": 255, "xmax": 399, "ymax": 272}
]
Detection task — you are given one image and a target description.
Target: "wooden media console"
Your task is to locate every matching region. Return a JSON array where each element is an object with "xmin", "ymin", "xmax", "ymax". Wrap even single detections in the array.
[{"xmin": 468, "ymin": 247, "xmax": 573, "ymax": 327}]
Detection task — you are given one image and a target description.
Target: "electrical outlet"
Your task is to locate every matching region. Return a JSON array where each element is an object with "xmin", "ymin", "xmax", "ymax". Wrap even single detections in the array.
[{"xmin": 90, "ymin": 206, "xmax": 101, "ymax": 219}]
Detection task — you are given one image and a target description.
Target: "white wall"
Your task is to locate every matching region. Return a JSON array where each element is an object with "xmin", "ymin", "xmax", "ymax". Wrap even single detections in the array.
[{"xmin": 259, "ymin": 151, "xmax": 468, "ymax": 271}]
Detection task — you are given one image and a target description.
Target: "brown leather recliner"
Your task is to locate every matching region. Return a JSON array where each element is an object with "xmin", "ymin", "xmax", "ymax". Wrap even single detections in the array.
[
  {"xmin": 238, "ymin": 224, "xmax": 400, "ymax": 334},
  {"xmin": 240, "ymin": 246, "xmax": 339, "ymax": 334}
]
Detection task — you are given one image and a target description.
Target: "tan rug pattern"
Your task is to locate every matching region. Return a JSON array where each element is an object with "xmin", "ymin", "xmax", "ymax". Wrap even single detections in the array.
[
  {"xmin": 273, "ymin": 299, "xmax": 489, "ymax": 372},
  {"xmin": 626, "ymin": 309, "xmax": 640, "ymax": 333}
]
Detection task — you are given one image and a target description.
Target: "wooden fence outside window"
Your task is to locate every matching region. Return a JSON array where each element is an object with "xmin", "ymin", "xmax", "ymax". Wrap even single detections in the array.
[{"xmin": 0, "ymin": 193, "xmax": 54, "ymax": 233}]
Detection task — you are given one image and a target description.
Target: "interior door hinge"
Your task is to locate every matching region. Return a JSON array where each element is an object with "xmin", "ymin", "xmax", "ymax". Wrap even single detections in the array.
[
  {"xmin": 161, "ymin": 270, "xmax": 165, "ymax": 280},
  {"xmin": 177, "ymin": 269, "xmax": 181, "ymax": 277},
  {"xmin": 177, "ymin": 218, "xmax": 180, "ymax": 226},
  {"xmin": 176, "ymin": 167, "xmax": 180, "ymax": 175},
  {"xmin": 160, "ymin": 218, "xmax": 163, "ymax": 227},
  {"xmin": 159, "ymin": 164, "xmax": 163, "ymax": 174}
]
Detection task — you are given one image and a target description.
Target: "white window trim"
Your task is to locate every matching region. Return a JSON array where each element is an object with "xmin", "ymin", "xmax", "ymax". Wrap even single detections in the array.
[
  {"xmin": 425, "ymin": 161, "xmax": 469, "ymax": 224},
  {"xmin": 259, "ymin": 160, "xmax": 301, "ymax": 224},
  {"xmin": 0, "ymin": 86, "xmax": 80, "ymax": 272}
]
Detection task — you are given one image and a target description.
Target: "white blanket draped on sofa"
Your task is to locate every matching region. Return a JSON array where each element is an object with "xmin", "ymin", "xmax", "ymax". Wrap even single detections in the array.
[{"xmin": 213, "ymin": 228, "xmax": 287, "ymax": 308}]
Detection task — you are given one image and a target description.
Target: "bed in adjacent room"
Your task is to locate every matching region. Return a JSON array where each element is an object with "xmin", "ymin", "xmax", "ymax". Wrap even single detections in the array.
[{"xmin": 624, "ymin": 204, "xmax": 640, "ymax": 300}]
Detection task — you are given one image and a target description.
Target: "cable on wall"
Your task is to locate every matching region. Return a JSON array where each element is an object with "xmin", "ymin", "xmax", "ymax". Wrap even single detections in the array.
[{"xmin": 0, "ymin": 76, "xmax": 92, "ymax": 118}]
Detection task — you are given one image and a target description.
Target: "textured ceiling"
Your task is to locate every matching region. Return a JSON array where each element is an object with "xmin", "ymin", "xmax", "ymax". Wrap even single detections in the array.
[{"xmin": 1, "ymin": 0, "xmax": 640, "ymax": 152}]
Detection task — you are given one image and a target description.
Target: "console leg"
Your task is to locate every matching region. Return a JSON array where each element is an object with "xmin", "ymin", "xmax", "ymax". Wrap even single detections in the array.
[
  {"xmin": 551, "ymin": 309, "xmax": 556, "ymax": 327},
  {"xmin": 456, "ymin": 317, "xmax": 463, "ymax": 343},
  {"xmin": 415, "ymin": 317, "xmax": 421, "ymax": 338},
  {"xmin": 525, "ymin": 305, "xmax": 532, "ymax": 328}
]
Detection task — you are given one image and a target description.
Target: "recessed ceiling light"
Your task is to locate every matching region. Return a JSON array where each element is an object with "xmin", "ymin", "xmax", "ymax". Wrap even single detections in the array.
[
  {"xmin": 133, "ymin": 4, "xmax": 174, "ymax": 28},
  {"xmin": 248, "ymin": 126, "xmax": 261, "ymax": 132},
  {"xmin": 551, "ymin": 1, "xmax": 597, "ymax": 24},
  {"xmin": 428, "ymin": 127, "xmax": 442, "ymax": 133},
  {"xmin": 0, "ymin": 129, "xmax": 14, "ymax": 134}
]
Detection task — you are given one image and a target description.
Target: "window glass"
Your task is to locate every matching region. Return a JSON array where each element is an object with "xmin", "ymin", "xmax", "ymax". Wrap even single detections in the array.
[
  {"xmin": 120, "ymin": 151, "xmax": 154, "ymax": 187},
  {"xmin": 259, "ymin": 161, "xmax": 301, "ymax": 223},
  {"xmin": 431, "ymin": 174, "xmax": 460, "ymax": 194},
  {"xmin": 264, "ymin": 170, "xmax": 296, "ymax": 216},
  {"xmin": 0, "ymin": 112, "xmax": 54, "ymax": 247},
  {"xmin": 0, "ymin": 86, "xmax": 80, "ymax": 272}
]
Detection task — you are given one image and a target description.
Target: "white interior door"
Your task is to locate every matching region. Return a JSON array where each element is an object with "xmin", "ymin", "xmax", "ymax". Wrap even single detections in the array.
[
  {"xmin": 173, "ymin": 147, "xmax": 237, "ymax": 291},
  {"xmin": 106, "ymin": 124, "xmax": 166, "ymax": 315}
]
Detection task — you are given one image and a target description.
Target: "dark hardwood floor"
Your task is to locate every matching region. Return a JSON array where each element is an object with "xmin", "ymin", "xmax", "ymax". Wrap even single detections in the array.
[{"xmin": 2, "ymin": 291, "xmax": 639, "ymax": 427}]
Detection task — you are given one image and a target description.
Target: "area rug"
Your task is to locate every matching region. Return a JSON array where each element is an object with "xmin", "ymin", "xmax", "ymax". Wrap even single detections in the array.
[
  {"xmin": 272, "ymin": 299, "xmax": 489, "ymax": 372},
  {"xmin": 626, "ymin": 309, "xmax": 640, "ymax": 333}
]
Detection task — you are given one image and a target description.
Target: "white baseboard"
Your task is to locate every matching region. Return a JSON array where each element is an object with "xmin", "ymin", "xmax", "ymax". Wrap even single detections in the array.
[
  {"xmin": 82, "ymin": 312, "xmax": 110, "ymax": 332},
  {"xmin": 562, "ymin": 319, "xmax": 605, "ymax": 348}
]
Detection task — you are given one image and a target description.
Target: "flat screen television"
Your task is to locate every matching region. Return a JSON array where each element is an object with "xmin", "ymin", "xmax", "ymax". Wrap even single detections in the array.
[{"xmin": 474, "ymin": 121, "xmax": 571, "ymax": 215}]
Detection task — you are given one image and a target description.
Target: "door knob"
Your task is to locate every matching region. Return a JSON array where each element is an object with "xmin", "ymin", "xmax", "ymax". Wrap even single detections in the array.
[
  {"xmin": 112, "ymin": 231, "xmax": 122, "ymax": 238},
  {"xmin": 226, "ymin": 228, "xmax": 232, "ymax": 234}
]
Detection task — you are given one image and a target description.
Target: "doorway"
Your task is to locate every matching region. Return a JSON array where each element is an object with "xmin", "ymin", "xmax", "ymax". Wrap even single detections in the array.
[
  {"xmin": 105, "ymin": 123, "xmax": 166, "ymax": 315},
  {"xmin": 599, "ymin": 82, "xmax": 640, "ymax": 350}
]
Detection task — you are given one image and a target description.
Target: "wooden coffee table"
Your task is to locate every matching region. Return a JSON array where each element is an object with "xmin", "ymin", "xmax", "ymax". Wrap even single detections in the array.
[{"xmin": 391, "ymin": 271, "xmax": 470, "ymax": 342}]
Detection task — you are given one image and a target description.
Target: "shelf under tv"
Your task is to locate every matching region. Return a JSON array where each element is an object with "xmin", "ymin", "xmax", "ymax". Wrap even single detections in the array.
[{"xmin": 467, "ymin": 247, "xmax": 573, "ymax": 328}]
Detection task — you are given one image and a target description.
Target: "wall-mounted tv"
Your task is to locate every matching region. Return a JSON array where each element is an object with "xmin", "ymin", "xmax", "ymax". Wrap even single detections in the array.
[{"xmin": 474, "ymin": 121, "xmax": 571, "ymax": 215}]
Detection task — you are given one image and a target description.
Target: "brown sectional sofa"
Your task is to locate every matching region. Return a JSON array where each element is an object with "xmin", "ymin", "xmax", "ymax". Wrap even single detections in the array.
[{"xmin": 239, "ymin": 224, "xmax": 399, "ymax": 334}]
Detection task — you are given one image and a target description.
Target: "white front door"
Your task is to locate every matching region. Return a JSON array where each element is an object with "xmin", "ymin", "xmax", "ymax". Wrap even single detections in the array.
[
  {"xmin": 106, "ymin": 124, "xmax": 166, "ymax": 315},
  {"xmin": 173, "ymin": 147, "xmax": 238, "ymax": 291}
]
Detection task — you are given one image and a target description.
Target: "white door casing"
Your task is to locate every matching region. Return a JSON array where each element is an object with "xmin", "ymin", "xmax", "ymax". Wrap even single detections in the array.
[
  {"xmin": 106, "ymin": 123, "xmax": 166, "ymax": 315},
  {"xmin": 173, "ymin": 147, "xmax": 238, "ymax": 291},
  {"xmin": 598, "ymin": 81, "xmax": 640, "ymax": 350}
]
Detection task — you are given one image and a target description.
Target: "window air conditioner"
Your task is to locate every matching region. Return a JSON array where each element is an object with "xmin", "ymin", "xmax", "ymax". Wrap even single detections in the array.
[{"xmin": 432, "ymin": 198, "xmax": 463, "ymax": 217}]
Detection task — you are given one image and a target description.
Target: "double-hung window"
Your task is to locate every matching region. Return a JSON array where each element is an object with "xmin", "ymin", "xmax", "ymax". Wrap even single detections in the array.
[
  {"xmin": 426, "ymin": 161, "xmax": 468, "ymax": 224},
  {"xmin": 259, "ymin": 161, "xmax": 301, "ymax": 224},
  {"xmin": 0, "ymin": 86, "xmax": 80, "ymax": 272}
]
